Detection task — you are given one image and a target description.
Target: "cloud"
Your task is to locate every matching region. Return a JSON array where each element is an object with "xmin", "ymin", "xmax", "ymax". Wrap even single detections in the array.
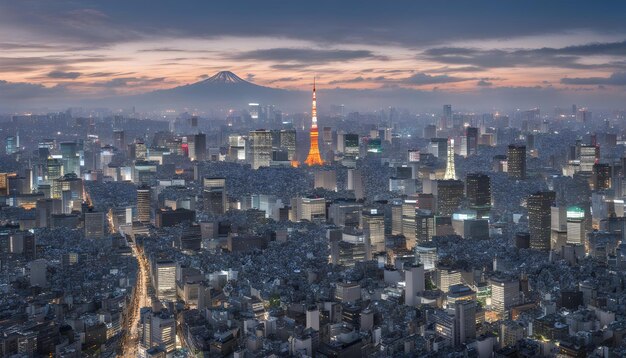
[
  {"xmin": 477, "ymin": 80, "xmax": 492, "ymax": 87},
  {"xmin": 328, "ymin": 76, "xmax": 387, "ymax": 85},
  {"xmin": 246, "ymin": 73, "xmax": 256, "ymax": 82},
  {"xmin": 48, "ymin": 70, "xmax": 81, "ymax": 79},
  {"xmin": 422, "ymin": 40, "xmax": 626, "ymax": 70},
  {"xmin": 402, "ymin": 72, "xmax": 471, "ymax": 85},
  {"xmin": 230, "ymin": 48, "xmax": 386, "ymax": 65},
  {"xmin": 560, "ymin": 72, "xmax": 626, "ymax": 86},
  {"xmin": 94, "ymin": 76, "xmax": 167, "ymax": 88},
  {"xmin": 0, "ymin": 80, "xmax": 66, "ymax": 100}
]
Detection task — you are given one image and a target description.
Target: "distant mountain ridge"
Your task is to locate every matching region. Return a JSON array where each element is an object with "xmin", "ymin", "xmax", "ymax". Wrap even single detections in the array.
[{"xmin": 139, "ymin": 70, "xmax": 296, "ymax": 109}]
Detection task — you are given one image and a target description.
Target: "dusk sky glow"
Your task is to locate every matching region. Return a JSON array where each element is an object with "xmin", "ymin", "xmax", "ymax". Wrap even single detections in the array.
[{"xmin": 1, "ymin": 1, "xmax": 626, "ymax": 108}]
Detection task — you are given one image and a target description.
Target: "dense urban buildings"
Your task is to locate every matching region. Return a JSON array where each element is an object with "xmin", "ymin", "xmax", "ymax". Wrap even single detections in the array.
[{"xmin": 2, "ymin": 2, "xmax": 626, "ymax": 357}]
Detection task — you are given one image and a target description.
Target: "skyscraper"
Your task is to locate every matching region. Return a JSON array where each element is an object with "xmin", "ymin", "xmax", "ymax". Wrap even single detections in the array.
[
  {"xmin": 507, "ymin": 145, "xmax": 526, "ymax": 179},
  {"xmin": 154, "ymin": 260, "xmax": 176, "ymax": 301},
  {"xmin": 136, "ymin": 185, "xmax": 151, "ymax": 223},
  {"xmin": 304, "ymin": 80, "xmax": 324, "ymax": 166},
  {"xmin": 362, "ymin": 208, "xmax": 385, "ymax": 253},
  {"xmin": 436, "ymin": 179, "xmax": 464, "ymax": 216},
  {"xmin": 203, "ymin": 177, "xmax": 226, "ymax": 215},
  {"xmin": 278, "ymin": 129, "xmax": 297, "ymax": 162},
  {"xmin": 249, "ymin": 129, "xmax": 273, "ymax": 169},
  {"xmin": 466, "ymin": 173, "xmax": 491, "ymax": 218},
  {"xmin": 194, "ymin": 132, "xmax": 206, "ymax": 161},
  {"xmin": 465, "ymin": 127, "xmax": 478, "ymax": 156},
  {"xmin": 527, "ymin": 191, "xmax": 556, "ymax": 251},
  {"xmin": 444, "ymin": 138, "xmax": 456, "ymax": 180}
]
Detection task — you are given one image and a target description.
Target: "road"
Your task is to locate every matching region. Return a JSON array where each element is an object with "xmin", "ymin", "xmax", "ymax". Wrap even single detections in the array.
[{"xmin": 109, "ymin": 209, "xmax": 152, "ymax": 357}]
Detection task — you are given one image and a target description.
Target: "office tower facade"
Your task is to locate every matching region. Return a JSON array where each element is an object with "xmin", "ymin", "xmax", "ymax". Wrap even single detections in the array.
[
  {"xmin": 84, "ymin": 210, "xmax": 105, "ymax": 239},
  {"xmin": 466, "ymin": 173, "xmax": 491, "ymax": 218},
  {"xmin": 136, "ymin": 185, "xmax": 152, "ymax": 223},
  {"xmin": 436, "ymin": 180, "xmax": 464, "ymax": 216},
  {"xmin": 295, "ymin": 197, "xmax": 326, "ymax": 223},
  {"xmin": 203, "ymin": 177, "xmax": 226, "ymax": 215},
  {"xmin": 249, "ymin": 130, "xmax": 273, "ymax": 169},
  {"xmin": 362, "ymin": 209, "xmax": 385, "ymax": 253},
  {"xmin": 52, "ymin": 173, "xmax": 84, "ymax": 213},
  {"xmin": 343, "ymin": 134, "xmax": 359, "ymax": 159},
  {"xmin": 154, "ymin": 260, "xmax": 176, "ymax": 301},
  {"xmin": 465, "ymin": 127, "xmax": 478, "ymax": 156},
  {"xmin": 193, "ymin": 133, "xmax": 206, "ymax": 161},
  {"xmin": 490, "ymin": 277, "xmax": 520, "ymax": 316},
  {"xmin": 405, "ymin": 264, "xmax": 425, "ymax": 306},
  {"xmin": 444, "ymin": 138, "xmax": 456, "ymax": 180},
  {"xmin": 347, "ymin": 169, "xmax": 364, "ymax": 200},
  {"xmin": 592, "ymin": 163, "xmax": 611, "ymax": 190},
  {"xmin": 527, "ymin": 191, "xmax": 556, "ymax": 251},
  {"xmin": 304, "ymin": 81, "xmax": 324, "ymax": 166},
  {"xmin": 579, "ymin": 144, "xmax": 599, "ymax": 172},
  {"xmin": 228, "ymin": 135, "xmax": 246, "ymax": 161},
  {"xmin": 429, "ymin": 138, "xmax": 448, "ymax": 158},
  {"xmin": 314, "ymin": 170, "xmax": 337, "ymax": 191},
  {"xmin": 141, "ymin": 310, "xmax": 176, "ymax": 354},
  {"xmin": 455, "ymin": 300, "xmax": 477, "ymax": 345},
  {"xmin": 278, "ymin": 129, "xmax": 297, "ymax": 162},
  {"xmin": 113, "ymin": 130, "xmax": 125, "ymax": 151},
  {"xmin": 60, "ymin": 141, "xmax": 81, "ymax": 176},
  {"xmin": 507, "ymin": 145, "xmax": 526, "ymax": 179},
  {"xmin": 442, "ymin": 104, "xmax": 452, "ymax": 129},
  {"xmin": 566, "ymin": 206, "xmax": 585, "ymax": 245},
  {"xmin": 36, "ymin": 198, "xmax": 62, "ymax": 228}
]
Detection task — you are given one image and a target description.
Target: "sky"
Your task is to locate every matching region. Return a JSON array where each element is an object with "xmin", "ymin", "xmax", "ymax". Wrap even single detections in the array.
[{"xmin": 1, "ymin": 1, "xmax": 626, "ymax": 110}]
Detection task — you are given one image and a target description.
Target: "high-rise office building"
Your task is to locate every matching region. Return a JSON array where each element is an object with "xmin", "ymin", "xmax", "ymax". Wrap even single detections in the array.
[
  {"xmin": 527, "ymin": 191, "xmax": 556, "ymax": 251},
  {"xmin": 435, "ymin": 180, "xmax": 465, "ymax": 216},
  {"xmin": 141, "ymin": 309, "xmax": 176, "ymax": 354},
  {"xmin": 193, "ymin": 133, "xmax": 206, "ymax": 161},
  {"xmin": 465, "ymin": 127, "xmax": 478, "ymax": 156},
  {"xmin": 84, "ymin": 209, "xmax": 105, "ymax": 239},
  {"xmin": 294, "ymin": 197, "xmax": 326, "ymax": 223},
  {"xmin": 362, "ymin": 208, "xmax": 385, "ymax": 253},
  {"xmin": 566, "ymin": 206, "xmax": 585, "ymax": 245},
  {"xmin": 343, "ymin": 134, "xmax": 359, "ymax": 159},
  {"xmin": 52, "ymin": 173, "xmax": 84, "ymax": 212},
  {"xmin": 429, "ymin": 138, "xmax": 448, "ymax": 158},
  {"xmin": 455, "ymin": 300, "xmax": 477, "ymax": 345},
  {"xmin": 490, "ymin": 277, "xmax": 520, "ymax": 316},
  {"xmin": 442, "ymin": 104, "xmax": 452, "ymax": 129},
  {"xmin": 579, "ymin": 144, "xmax": 599, "ymax": 172},
  {"xmin": 36, "ymin": 198, "xmax": 62, "ymax": 228},
  {"xmin": 466, "ymin": 173, "xmax": 491, "ymax": 218},
  {"xmin": 444, "ymin": 138, "xmax": 456, "ymax": 180},
  {"xmin": 113, "ymin": 130, "xmax": 125, "ymax": 151},
  {"xmin": 347, "ymin": 169, "xmax": 364, "ymax": 200},
  {"xmin": 136, "ymin": 185, "xmax": 152, "ymax": 223},
  {"xmin": 153, "ymin": 260, "xmax": 176, "ymax": 301},
  {"xmin": 278, "ymin": 129, "xmax": 297, "ymax": 162},
  {"xmin": 405, "ymin": 264, "xmax": 425, "ymax": 307},
  {"xmin": 592, "ymin": 163, "xmax": 611, "ymax": 190},
  {"xmin": 314, "ymin": 170, "xmax": 337, "ymax": 191},
  {"xmin": 507, "ymin": 145, "xmax": 526, "ymax": 179},
  {"xmin": 60, "ymin": 141, "xmax": 81, "ymax": 176},
  {"xmin": 203, "ymin": 177, "xmax": 226, "ymax": 215},
  {"xmin": 304, "ymin": 80, "xmax": 324, "ymax": 166},
  {"xmin": 249, "ymin": 130, "xmax": 273, "ymax": 169}
]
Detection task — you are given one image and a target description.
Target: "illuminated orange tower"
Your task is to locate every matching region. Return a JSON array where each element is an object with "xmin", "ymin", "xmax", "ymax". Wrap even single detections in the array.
[{"xmin": 304, "ymin": 79, "xmax": 324, "ymax": 166}]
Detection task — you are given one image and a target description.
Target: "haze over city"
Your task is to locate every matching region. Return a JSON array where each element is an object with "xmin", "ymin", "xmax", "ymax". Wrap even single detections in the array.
[
  {"xmin": 2, "ymin": 1, "xmax": 626, "ymax": 110},
  {"xmin": 3, "ymin": 2, "xmax": 626, "ymax": 358}
]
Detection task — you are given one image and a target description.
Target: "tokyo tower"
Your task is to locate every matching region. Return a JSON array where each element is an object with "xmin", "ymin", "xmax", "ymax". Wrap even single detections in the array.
[{"xmin": 304, "ymin": 79, "xmax": 324, "ymax": 166}]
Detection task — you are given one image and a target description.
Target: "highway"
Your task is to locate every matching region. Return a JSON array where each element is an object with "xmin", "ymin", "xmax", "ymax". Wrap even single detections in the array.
[{"xmin": 109, "ymin": 210, "xmax": 152, "ymax": 357}]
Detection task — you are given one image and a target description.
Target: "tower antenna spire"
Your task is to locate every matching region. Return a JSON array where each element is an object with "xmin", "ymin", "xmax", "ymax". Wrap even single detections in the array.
[{"xmin": 304, "ymin": 77, "xmax": 324, "ymax": 166}]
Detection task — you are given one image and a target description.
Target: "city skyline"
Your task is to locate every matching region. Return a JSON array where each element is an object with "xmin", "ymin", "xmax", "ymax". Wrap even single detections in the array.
[{"xmin": 2, "ymin": 1, "xmax": 626, "ymax": 110}]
